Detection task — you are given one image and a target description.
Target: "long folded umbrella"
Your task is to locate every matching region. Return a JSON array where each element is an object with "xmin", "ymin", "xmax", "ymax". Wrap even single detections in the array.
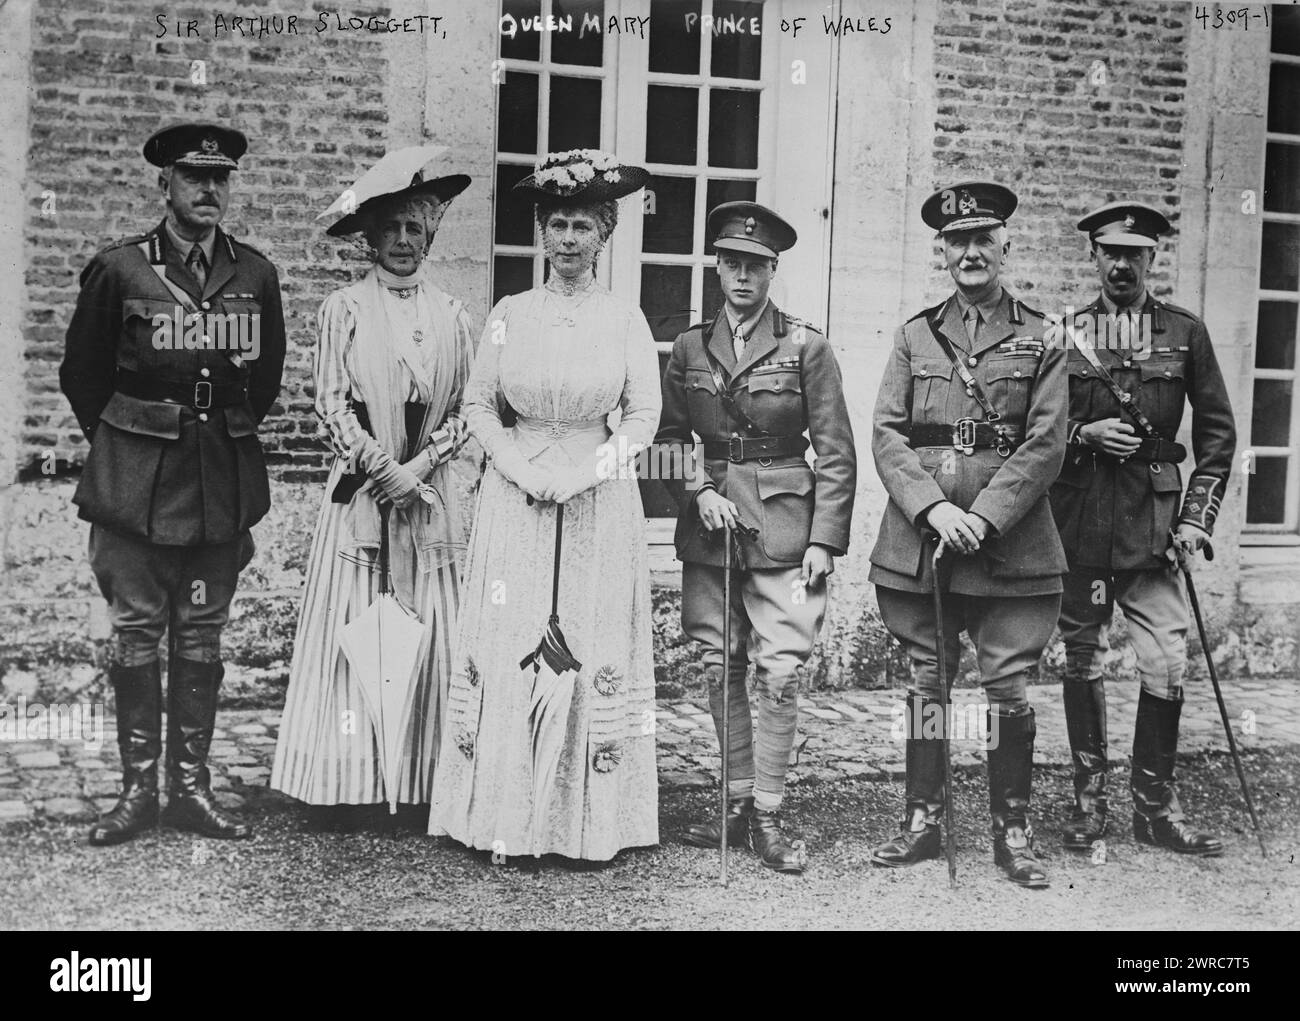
[
  {"xmin": 338, "ymin": 503, "xmax": 426, "ymax": 814},
  {"xmin": 519, "ymin": 504, "xmax": 582, "ymax": 853}
]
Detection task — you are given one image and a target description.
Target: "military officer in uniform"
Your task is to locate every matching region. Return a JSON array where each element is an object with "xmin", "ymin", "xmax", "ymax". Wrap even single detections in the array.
[
  {"xmin": 1050, "ymin": 202, "xmax": 1236, "ymax": 856},
  {"xmin": 869, "ymin": 182, "xmax": 1067, "ymax": 887},
  {"xmin": 60, "ymin": 123, "xmax": 286, "ymax": 845},
  {"xmin": 656, "ymin": 202, "xmax": 856, "ymax": 873}
]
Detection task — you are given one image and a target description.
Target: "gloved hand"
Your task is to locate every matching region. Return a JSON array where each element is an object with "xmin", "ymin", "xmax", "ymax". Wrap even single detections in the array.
[{"xmin": 369, "ymin": 454, "xmax": 422, "ymax": 510}]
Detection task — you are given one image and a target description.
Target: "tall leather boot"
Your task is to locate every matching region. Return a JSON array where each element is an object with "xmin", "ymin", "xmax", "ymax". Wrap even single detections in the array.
[
  {"xmin": 988, "ymin": 707, "xmax": 1049, "ymax": 888},
  {"xmin": 871, "ymin": 693, "xmax": 945, "ymax": 867},
  {"xmin": 160, "ymin": 658, "xmax": 252, "ymax": 839},
  {"xmin": 1061, "ymin": 677, "xmax": 1109, "ymax": 849},
  {"xmin": 1131, "ymin": 690, "xmax": 1222, "ymax": 856},
  {"xmin": 89, "ymin": 661, "xmax": 162, "ymax": 846}
]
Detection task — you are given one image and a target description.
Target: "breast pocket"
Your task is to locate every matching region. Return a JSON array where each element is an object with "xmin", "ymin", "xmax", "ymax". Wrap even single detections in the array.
[
  {"xmin": 745, "ymin": 368, "xmax": 803, "ymax": 434},
  {"xmin": 909, "ymin": 359, "xmax": 953, "ymax": 423},
  {"xmin": 685, "ymin": 367, "xmax": 719, "ymax": 434},
  {"xmin": 124, "ymin": 296, "xmax": 185, "ymax": 372},
  {"xmin": 985, "ymin": 354, "xmax": 1039, "ymax": 424},
  {"xmin": 1139, "ymin": 357, "xmax": 1186, "ymax": 425}
]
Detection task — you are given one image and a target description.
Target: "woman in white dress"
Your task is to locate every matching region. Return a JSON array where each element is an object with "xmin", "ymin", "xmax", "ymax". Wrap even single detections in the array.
[
  {"xmin": 429, "ymin": 150, "xmax": 660, "ymax": 861},
  {"xmin": 271, "ymin": 150, "xmax": 475, "ymax": 824}
]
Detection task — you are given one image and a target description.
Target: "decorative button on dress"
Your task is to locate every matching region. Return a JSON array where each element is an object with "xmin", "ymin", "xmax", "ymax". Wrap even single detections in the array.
[{"xmin": 429, "ymin": 285, "xmax": 661, "ymax": 860}]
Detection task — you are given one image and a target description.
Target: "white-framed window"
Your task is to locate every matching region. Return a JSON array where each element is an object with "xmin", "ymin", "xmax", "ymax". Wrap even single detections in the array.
[
  {"xmin": 1247, "ymin": 3, "xmax": 1300, "ymax": 539},
  {"xmin": 490, "ymin": 0, "xmax": 834, "ymax": 555}
]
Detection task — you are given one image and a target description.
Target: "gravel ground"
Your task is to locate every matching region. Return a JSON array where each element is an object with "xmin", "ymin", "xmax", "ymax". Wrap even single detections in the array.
[{"xmin": 1, "ymin": 749, "xmax": 1296, "ymax": 931}]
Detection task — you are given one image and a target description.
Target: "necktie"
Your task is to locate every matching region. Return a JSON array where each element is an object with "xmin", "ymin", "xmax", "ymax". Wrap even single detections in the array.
[
  {"xmin": 964, "ymin": 306, "xmax": 980, "ymax": 348},
  {"xmin": 187, "ymin": 244, "xmax": 208, "ymax": 292},
  {"xmin": 732, "ymin": 323, "xmax": 746, "ymax": 363}
]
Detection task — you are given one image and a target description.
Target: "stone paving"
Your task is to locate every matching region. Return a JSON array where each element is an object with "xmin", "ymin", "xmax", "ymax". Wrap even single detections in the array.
[{"xmin": 1, "ymin": 677, "xmax": 1296, "ymax": 827}]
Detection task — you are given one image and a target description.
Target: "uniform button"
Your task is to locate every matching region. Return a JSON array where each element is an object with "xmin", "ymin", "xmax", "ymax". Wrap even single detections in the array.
[
  {"xmin": 1124, "ymin": 360, "xmax": 1132, "ymax": 368},
  {"xmin": 920, "ymin": 369, "xmax": 928, "ymax": 377},
  {"xmin": 1165, "ymin": 370, "xmax": 1172, "ymax": 377},
  {"xmin": 201, "ymin": 301, "xmax": 211, "ymax": 311},
  {"xmin": 1013, "ymin": 370, "xmax": 1022, "ymax": 378},
  {"xmin": 200, "ymin": 367, "xmax": 211, "ymax": 378},
  {"xmin": 967, "ymin": 357, "xmax": 977, "ymax": 367},
  {"xmin": 198, "ymin": 413, "xmax": 209, "ymax": 422}
]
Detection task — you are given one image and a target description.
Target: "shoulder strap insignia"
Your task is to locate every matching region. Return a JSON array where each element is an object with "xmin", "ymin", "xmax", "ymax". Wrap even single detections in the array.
[
  {"xmin": 97, "ymin": 233, "xmax": 149, "ymax": 256},
  {"xmin": 906, "ymin": 301, "xmax": 945, "ymax": 325}
]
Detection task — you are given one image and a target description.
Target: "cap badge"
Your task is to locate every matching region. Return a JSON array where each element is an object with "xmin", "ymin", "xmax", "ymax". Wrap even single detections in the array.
[
  {"xmin": 1124, "ymin": 213, "xmax": 1135, "ymax": 229},
  {"xmin": 201, "ymin": 136, "xmax": 219, "ymax": 154},
  {"xmin": 744, "ymin": 216, "xmax": 756, "ymax": 234},
  {"xmin": 958, "ymin": 190, "xmax": 976, "ymax": 215}
]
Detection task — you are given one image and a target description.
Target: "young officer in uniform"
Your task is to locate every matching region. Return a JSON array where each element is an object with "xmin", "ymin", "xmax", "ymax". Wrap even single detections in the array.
[
  {"xmin": 869, "ymin": 182, "xmax": 1067, "ymax": 887},
  {"xmin": 1050, "ymin": 202, "xmax": 1236, "ymax": 856},
  {"xmin": 60, "ymin": 122, "xmax": 286, "ymax": 846},
  {"xmin": 657, "ymin": 202, "xmax": 856, "ymax": 874}
]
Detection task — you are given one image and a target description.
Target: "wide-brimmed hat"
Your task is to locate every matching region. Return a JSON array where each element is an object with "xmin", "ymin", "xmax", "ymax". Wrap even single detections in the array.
[
  {"xmin": 144, "ymin": 122, "xmax": 247, "ymax": 170},
  {"xmin": 319, "ymin": 146, "xmax": 471, "ymax": 237},
  {"xmin": 512, "ymin": 149, "xmax": 648, "ymax": 204},
  {"xmin": 921, "ymin": 180, "xmax": 1017, "ymax": 234},
  {"xmin": 1077, "ymin": 200, "xmax": 1170, "ymax": 248}
]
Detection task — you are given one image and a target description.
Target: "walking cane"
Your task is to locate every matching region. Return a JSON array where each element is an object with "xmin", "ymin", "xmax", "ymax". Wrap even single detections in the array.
[
  {"xmin": 930, "ymin": 539, "xmax": 958, "ymax": 888},
  {"xmin": 719, "ymin": 520, "xmax": 733, "ymax": 887},
  {"xmin": 1180, "ymin": 547, "xmax": 1268, "ymax": 858}
]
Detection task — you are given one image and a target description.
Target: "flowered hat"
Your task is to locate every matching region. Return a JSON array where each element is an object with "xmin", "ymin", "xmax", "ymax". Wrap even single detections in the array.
[{"xmin": 512, "ymin": 149, "xmax": 649, "ymax": 204}]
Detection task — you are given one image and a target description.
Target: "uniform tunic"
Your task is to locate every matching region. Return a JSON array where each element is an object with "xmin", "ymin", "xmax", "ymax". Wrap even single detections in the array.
[
  {"xmin": 657, "ymin": 303, "xmax": 856, "ymax": 684},
  {"xmin": 61, "ymin": 222, "xmax": 286, "ymax": 546},
  {"xmin": 870, "ymin": 289, "xmax": 1068, "ymax": 702},
  {"xmin": 60, "ymin": 222, "xmax": 286, "ymax": 659},
  {"xmin": 1049, "ymin": 293, "xmax": 1236, "ymax": 695}
]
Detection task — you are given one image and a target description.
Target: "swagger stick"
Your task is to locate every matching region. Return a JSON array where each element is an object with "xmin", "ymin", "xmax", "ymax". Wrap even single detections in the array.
[
  {"xmin": 931, "ymin": 540, "xmax": 957, "ymax": 888},
  {"xmin": 720, "ymin": 520, "xmax": 733, "ymax": 887},
  {"xmin": 1182, "ymin": 563, "xmax": 1268, "ymax": 858}
]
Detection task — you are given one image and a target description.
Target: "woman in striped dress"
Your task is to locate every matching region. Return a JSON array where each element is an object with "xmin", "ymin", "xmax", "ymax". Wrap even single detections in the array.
[{"xmin": 271, "ymin": 150, "xmax": 475, "ymax": 823}]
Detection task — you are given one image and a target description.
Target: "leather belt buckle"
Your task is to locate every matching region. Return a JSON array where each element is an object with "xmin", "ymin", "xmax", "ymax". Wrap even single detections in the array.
[
  {"xmin": 194, "ymin": 381, "xmax": 213, "ymax": 410},
  {"xmin": 728, "ymin": 436, "xmax": 745, "ymax": 463},
  {"xmin": 953, "ymin": 417, "xmax": 977, "ymax": 456}
]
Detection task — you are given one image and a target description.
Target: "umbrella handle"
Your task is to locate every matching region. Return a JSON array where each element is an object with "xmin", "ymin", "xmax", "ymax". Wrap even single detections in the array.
[
  {"xmin": 550, "ymin": 503, "xmax": 564, "ymax": 617},
  {"xmin": 378, "ymin": 501, "xmax": 392, "ymax": 596}
]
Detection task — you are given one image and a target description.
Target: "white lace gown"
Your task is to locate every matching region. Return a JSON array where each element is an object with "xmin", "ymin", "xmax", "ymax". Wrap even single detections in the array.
[{"xmin": 429, "ymin": 285, "xmax": 662, "ymax": 860}]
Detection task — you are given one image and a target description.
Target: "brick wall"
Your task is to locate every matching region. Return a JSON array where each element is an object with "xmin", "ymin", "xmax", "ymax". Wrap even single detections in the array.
[
  {"xmin": 21, "ymin": 1, "xmax": 395, "ymax": 480},
  {"xmin": 930, "ymin": 0, "xmax": 1190, "ymax": 310}
]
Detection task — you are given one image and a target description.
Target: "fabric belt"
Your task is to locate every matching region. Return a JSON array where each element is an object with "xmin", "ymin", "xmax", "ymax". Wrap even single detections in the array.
[
  {"xmin": 907, "ymin": 419, "xmax": 1024, "ymax": 453},
  {"xmin": 115, "ymin": 369, "xmax": 247, "ymax": 410},
  {"xmin": 702, "ymin": 435, "xmax": 809, "ymax": 463}
]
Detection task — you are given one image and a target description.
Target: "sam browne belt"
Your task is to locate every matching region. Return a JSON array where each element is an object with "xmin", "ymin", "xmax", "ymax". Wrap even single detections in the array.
[
  {"xmin": 701, "ymin": 434, "xmax": 809, "ymax": 462},
  {"xmin": 907, "ymin": 419, "xmax": 1023, "ymax": 455},
  {"xmin": 115, "ymin": 369, "xmax": 247, "ymax": 410}
]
